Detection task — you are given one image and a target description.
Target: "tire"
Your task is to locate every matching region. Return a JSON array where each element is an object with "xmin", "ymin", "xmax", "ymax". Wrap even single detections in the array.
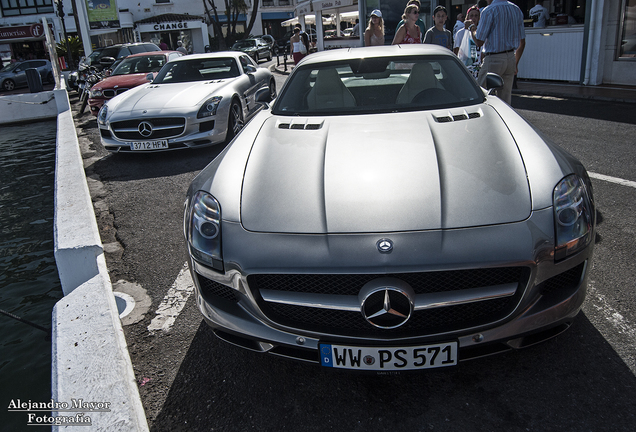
[
  {"xmin": 79, "ymin": 92, "xmax": 89, "ymax": 114},
  {"xmin": 226, "ymin": 99, "xmax": 244, "ymax": 143},
  {"xmin": 2, "ymin": 79, "xmax": 15, "ymax": 91},
  {"xmin": 267, "ymin": 50, "xmax": 272, "ymax": 61}
]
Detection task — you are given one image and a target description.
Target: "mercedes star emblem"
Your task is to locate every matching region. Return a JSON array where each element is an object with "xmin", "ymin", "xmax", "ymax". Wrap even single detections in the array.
[
  {"xmin": 361, "ymin": 287, "xmax": 413, "ymax": 329},
  {"xmin": 377, "ymin": 238, "xmax": 393, "ymax": 253},
  {"xmin": 138, "ymin": 121, "xmax": 153, "ymax": 138}
]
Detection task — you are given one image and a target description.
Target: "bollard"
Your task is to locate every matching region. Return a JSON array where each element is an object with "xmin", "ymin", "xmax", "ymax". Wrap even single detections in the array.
[{"xmin": 26, "ymin": 68, "xmax": 43, "ymax": 93}]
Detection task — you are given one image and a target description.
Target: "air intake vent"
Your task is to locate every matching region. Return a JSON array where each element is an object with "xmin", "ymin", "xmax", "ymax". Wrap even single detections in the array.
[
  {"xmin": 278, "ymin": 122, "xmax": 323, "ymax": 130},
  {"xmin": 434, "ymin": 111, "xmax": 481, "ymax": 123}
]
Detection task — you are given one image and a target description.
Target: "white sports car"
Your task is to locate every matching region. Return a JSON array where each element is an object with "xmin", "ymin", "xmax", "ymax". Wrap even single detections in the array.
[
  {"xmin": 97, "ymin": 52, "xmax": 275, "ymax": 152},
  {"xmin": 184, "ymin": 45, "xmax": 595, "ymax": 371}
]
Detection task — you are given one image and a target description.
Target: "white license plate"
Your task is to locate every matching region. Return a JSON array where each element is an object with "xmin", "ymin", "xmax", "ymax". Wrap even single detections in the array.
[
  {"xmin": 319, "ymin": 341, "xmax": 458, "ymax": 371},
  {"xmin": 130, "ymin": 140, "xmax": 168, "ymax": 151}
]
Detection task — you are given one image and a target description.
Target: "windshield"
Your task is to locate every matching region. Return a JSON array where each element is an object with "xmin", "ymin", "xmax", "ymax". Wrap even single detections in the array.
[
  {"xmin": 0, "ymin": 62, "xmax": 19, "ymax": 73},
  {"xmin": 273, "ymin": 55, "xmax": 484, "ymax": 115},
  {"xmin": 82, "ymin": 48, "xmax": 104, "ymax": 67},
  {"xmin": 233, "ymin": 40, "xmax": 256, "ymax": 49},
  {"xmin": 112, "ymin": 55, "xmax": 167, "ymax": 76},
  {"xmin": 153, "ymin": 58, "xmax": 240, "ymax": 83}
]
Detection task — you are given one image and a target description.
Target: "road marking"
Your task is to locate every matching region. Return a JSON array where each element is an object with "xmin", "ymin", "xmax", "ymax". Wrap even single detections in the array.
[
  {"xmin": 148, "ymin": 263, "xmax": 194, "ymax": 333},
  {"xmin": 586, "ymin": 283, "xmax": 636, "ymax": 374},
  {"xmin": 589, "ymin": 172, "xmax": 636, "ymax": 189}
]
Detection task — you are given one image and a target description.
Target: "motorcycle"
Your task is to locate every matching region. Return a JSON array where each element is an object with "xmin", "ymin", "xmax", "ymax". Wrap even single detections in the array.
[{"xmin": 78, "ymin": 66, "xmax": 103, "ymax": 115}]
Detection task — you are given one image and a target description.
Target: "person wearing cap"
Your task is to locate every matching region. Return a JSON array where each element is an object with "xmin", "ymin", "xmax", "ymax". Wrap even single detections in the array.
[
  {"xmin": 395, "ymin": 0, "xmax": 426, "ymax": 37},
  {"xmin": 364, "ymin": 9, "xmax": 385, "ymax": 46}
]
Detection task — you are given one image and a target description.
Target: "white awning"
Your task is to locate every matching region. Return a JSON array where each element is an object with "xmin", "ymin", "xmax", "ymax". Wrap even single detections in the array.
[{"xmin": 281, "ymin": 14, "xmax": 334, "ymax": 27}]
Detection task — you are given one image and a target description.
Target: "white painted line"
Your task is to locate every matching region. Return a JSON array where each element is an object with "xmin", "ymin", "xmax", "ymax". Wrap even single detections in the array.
[
  {"xmin": 587, "ymin": 284, "xmax": 636, "ymax": 340},
  {"xmin": 589, "ymin": 172, "xmax": 636, "ymax": 189},
  {"xmin": 147, "ymin": 263, "xmax": 194, "ymax": 333}
]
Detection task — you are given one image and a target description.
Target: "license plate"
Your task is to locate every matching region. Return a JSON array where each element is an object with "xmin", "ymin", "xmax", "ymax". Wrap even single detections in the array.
[
  {"xmin": 319, "ymin": 341, "xmax": 458, "ymax": 371},
  {"xmin": 130, "ymin": 140, "xmax": 168, "ymax": 151}
]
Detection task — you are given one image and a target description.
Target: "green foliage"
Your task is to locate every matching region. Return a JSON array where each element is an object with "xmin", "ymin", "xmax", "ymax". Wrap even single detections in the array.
[{"xmin": 56, "ymin": 36, "xmax": 84, "ymax": 60}]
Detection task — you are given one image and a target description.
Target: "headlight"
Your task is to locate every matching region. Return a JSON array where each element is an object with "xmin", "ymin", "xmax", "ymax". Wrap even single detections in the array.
[
  {"xmin": 89, "ymin": 89, "xmax": 103, "ymax": 98},
  {"xmin": 553, "ymin": 174, "xmax": 594, "ymax": 261},
  {"xmin": 197, "ymin": 96, "xmax": 223, "ymax": 119},
  {"xmin": 97, "ymin": 104, "xmax": 108, "ymax": 126},
  {"xmin": 187, "ymin": 191, "xmax": 223, "ymax": 271}
]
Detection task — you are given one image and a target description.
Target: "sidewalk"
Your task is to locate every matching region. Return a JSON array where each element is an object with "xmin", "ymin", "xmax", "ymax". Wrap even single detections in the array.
[{"xmin": 270, "ymin": 63, "xmax": 636, "ymax": 104}]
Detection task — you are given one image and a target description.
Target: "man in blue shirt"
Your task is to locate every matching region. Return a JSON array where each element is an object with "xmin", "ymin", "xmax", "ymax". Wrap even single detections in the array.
[{"xmin": 470, "ymin": 0, "xmax": 525, "ymax": 105}]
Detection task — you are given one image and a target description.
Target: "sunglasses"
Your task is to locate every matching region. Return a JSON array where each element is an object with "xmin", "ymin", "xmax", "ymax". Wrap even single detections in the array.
[{"xmin": 411, "ymin": 10, "xmax": 420, "ymax": 15}]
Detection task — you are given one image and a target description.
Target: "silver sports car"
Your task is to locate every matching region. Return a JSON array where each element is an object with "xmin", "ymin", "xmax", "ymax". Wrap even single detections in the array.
[
  {"xmin": 97, "ymin": 52, "xmax": 275, "ymax": 152},
  {"xmin": 184, "ymin": 45, "xmax": 595, "ymax": 371}
]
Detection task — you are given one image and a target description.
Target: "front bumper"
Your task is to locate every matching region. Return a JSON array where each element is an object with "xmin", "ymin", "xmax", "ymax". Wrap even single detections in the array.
[
  {"xmin": 187, "ymin": 207, "xmax": 594, "ymax": 365},
  {"xmin": 98, "ymin": 109, "xmax": 231, "ymax": 153}
]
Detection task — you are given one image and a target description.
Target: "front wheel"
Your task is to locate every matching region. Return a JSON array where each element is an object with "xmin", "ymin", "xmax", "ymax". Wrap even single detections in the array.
[
  {"xmin": 2, "ymin": 79, "xmax": 15, "ymax": 91},
  {"xmin": 79, "ymin": 93, "xmax": 89, "ymax": 114},
  {"xmin": 225, "ymin": 100, "xmax": 244, "ymax": 143}
]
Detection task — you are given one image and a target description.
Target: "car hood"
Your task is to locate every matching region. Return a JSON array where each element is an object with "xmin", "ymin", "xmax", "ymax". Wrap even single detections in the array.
[
  {"xmin": 109, "ymin": 80, "xmax": 228, "ymax": 112},
  {"xmin": 93, "ymin": 73, "xmax": 153, "ymax": 90},
  {"xmin": 240, "ymin": 106, "xmax": 532, "ymax": 234}
]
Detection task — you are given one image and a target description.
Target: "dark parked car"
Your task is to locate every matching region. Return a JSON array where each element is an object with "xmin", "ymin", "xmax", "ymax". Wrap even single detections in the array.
[
  {"xmin": 78, "ymin": 42, "xmax": 161, "ymax": 72},
  {"xmin": 0, "ymin": 59, "xmax": 54, "ymax": 91},
  {"xmin": 230, "ymin": 38, "xmax": 272, "ymax": 62}
]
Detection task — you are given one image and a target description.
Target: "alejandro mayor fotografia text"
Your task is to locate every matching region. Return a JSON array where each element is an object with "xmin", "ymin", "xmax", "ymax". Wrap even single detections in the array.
[{"xmin": 8, "ymin": 398, "xmax": 112, "ymax": 426}]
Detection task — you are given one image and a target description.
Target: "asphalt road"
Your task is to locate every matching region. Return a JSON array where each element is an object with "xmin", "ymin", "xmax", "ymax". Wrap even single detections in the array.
[{"xmin": 71, "ymin": 65, "xmax": 636, "ymax": 431}]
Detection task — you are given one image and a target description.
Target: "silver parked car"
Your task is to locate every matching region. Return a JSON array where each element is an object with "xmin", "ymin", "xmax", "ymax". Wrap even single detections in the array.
[
  {"xmin": 0, "ymin": 59, "xmax": 53, "ymax": 91},
  {"xmin": 97, "ymin": 52, "xmax": 275, "ymax": 152},
  {"xmin": 184, "ymin": 45, "xmax": 595, "ymax": 371}
]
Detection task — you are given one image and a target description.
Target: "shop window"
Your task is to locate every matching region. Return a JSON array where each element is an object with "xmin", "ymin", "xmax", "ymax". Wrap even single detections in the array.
[
  {"xmin": 263, "ymin": 0, "xmax": 274, "ymax": 6},
  {"xmin": 1, "ymin": 0, "xmax": 53, "ymax": 16},
  {"xmin": 618, "ymin": 0, "xmax": 636, "ymax": 59}
]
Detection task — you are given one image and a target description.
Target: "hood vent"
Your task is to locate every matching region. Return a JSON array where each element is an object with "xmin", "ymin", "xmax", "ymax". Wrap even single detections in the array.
[
  {"xmin": 433, "ymin": 110, "xmax": 482, "ymax": 123},
  {"xmin": 278, "ymin": 121, "xmax": 324, "ymax": 130}
]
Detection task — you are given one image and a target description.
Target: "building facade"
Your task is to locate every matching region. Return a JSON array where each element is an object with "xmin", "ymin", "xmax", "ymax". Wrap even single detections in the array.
[{"xmin": 0, "ymin": 0, "xmax": 633, "ymax": 86}]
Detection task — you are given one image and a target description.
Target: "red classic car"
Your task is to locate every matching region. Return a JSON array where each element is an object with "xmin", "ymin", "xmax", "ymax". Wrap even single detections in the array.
[{"xmin": 88, "ymin": 51, "xmax": 184, "ymax": 116}]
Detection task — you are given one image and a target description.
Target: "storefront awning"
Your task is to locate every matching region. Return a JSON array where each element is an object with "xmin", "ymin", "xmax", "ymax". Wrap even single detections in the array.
[
  {"xmin": 281, "ymin": 15, "xmax": 334, "ymax": 27},
  {"xmin": 262, "ymin": 12, "xmax": 295, "ymax": 20}
]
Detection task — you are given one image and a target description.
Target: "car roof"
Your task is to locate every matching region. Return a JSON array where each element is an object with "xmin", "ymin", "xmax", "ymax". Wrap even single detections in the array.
[
  {"xmin": 297, "ymin": 44, "xmax": 455, "ymax": 66},
  {"xmin": 167, "ymin": 51, "xmax": 247, "ymax": 62},
  {"xmin": 120, "ymin": 51, "xmax": 181, "ymax": 59}
]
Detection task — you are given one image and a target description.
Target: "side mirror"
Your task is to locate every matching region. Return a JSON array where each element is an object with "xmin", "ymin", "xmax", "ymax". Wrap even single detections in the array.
[
  {"xmin": 255, "ymin": 86, "xmax": 272, "ymax": 105},
  {"xmin": 146, "ymin": 73, "xmax": 154, "ymax": 82},
  {"xmin": 99, "ymin": 56, "xmax": 116, "ymax": 66},
  {"xmin": 485, "ymin": 72, "xmax": 504, "ymax": 94},
  {"xmin": 245, "ymin": 64, "xmax": 257, "ymax": 73}
]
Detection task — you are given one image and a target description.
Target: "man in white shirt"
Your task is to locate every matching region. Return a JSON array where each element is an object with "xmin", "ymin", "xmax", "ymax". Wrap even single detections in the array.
[
  {"xmin": 453, "ymin": 13, "xmax": 464, "ymax": 39},
  {"xmin": 529, "ymin": 1, "xmax": 549, "ymax": 28}
]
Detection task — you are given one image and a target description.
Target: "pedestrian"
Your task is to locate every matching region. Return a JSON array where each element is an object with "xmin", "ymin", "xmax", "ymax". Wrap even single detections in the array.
[
  {"xmin": 364, "ymin": 9, "xmax": 385, "ymax": 46},
  {"xmin": 176, "ymin": 41, "xmax": 187, "ymax": 54},
  {"xmin": 454, "ymin": 5, "xmax": 481, "ymax": 79},
  {"xmin": 453, "ymin": 13, "xmax": 464, "ymax": 39},
  {"xmin": 290, "ymin": 26, "xmax": 307, "ymax": 64},
  {"xmin": 395, "ymin": 0, "xmax": 426, "ymax": 39},
  {"xmin": 423, "ymin": 5, "xmax": 452, "ymax": 50},
  {"xmin": 159, "ymin": 41, "xmax": 168, "ymax": 50},
  {"xmin": 471, "ymin": 0, "xmax": 525, "ymax": 105},
  {"xmin": 529, "ymin": 1, "xmax": 550, "ymax": 28},
  {"xmin": 393, "ymin": 4, "xmax": 423, "ymax": 45},
  {"xmin": 352, "ymin": 19, "xmax": 360, "ymax": 37}
]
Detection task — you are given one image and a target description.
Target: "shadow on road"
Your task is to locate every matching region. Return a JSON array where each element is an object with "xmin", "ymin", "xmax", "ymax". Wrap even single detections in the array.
[
  {"xmin": 512, "ymin": 95, "xmax": 636, "ymax": 126},
  {"xmin": 148, "ymin": 314, "xmax": 636, "ymax": 431}
]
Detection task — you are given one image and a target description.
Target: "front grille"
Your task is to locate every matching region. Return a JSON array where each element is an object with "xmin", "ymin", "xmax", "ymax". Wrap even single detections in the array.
[
  {"xmin": 248, "ymin": 268, "xmax": 529, "ymax": 338},
  {"xmin": 103, "ymin": 88, "xmax": 128, "ymax": 98},
  {"xmin": 110, "ymin": 117, "xmax": 186, "ymax": 140},
  {"xmin": 197, "ymin": 275, "xmax": 239, "ymax": 303},
  {"xmin": 540, "ymin": 263, "xmax": 585, "ymax": 297}
]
